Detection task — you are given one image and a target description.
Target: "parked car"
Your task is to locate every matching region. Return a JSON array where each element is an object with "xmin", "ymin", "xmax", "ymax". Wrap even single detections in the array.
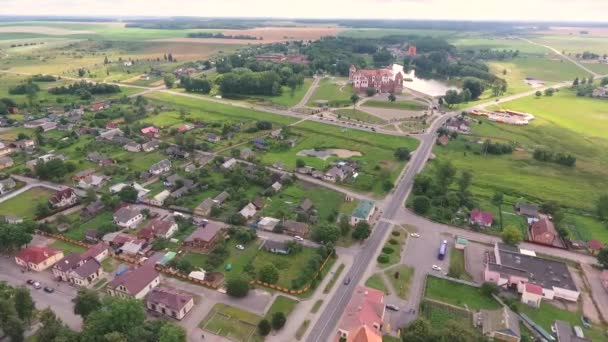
[
  {"xmin": 386, "ymin": 304, "xmax": 400, "ymax": 311},
  {"xmin": 343, "ymin": 277, "xmax": 351, "ymax": 285},
  {"xmin": 235, "ymin": 244, "xmax": 245, "ymax": 250},
  {"xmin": 33, "ymin": 282, "xmax": 42, "ymax": 289},
  {"xmin": 294, "ymin": 236, "xmax": 304, "ymax": 242},
  {"xmin": 410, "ymin": 233, "xmax": 420, "ymax": 238},
  {"xmin": 432, "ymin": 265, "xmax": 442, "ymax": 271},
  {"xmin": 581, "ymin": 315, "xmax": 592, "ymax": 328},
  {"xmin": 26, "ymin": 279, "xmax": 34, "ymax": 285},
  {"xmin": 43, "ymin": 287, "xmax": 54, "ymax": 293}
]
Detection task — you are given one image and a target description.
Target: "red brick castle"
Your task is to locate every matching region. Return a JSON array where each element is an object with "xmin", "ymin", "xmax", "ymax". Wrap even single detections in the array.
[{"xmin": 349, "ymin": 65, "xmax": 403, "ymax": 94}]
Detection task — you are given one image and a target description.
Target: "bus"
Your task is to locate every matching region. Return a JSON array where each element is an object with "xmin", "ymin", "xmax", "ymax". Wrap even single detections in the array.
[{"xmin": 438, "ymin": 240, "xmax": 448, "ymax": 260}]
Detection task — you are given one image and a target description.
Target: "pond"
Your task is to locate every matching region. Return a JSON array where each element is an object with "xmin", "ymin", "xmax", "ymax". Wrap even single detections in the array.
[
  {"xmin": 297, "ymin": 149, "xmax": 362, "ymax": 160},
  {"xmin": 392, "ymin": 64, "xmax": 460, "ymax": 97}
]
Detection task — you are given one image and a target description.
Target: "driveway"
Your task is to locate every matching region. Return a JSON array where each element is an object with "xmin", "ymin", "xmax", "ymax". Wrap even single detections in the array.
[
  {"xmin": 464, "ymin": 242, "xmax": 488, "ymax": 283},
  {"xmin": 581, "ymin": 264, "xmax": 608, "ymax": 323}
]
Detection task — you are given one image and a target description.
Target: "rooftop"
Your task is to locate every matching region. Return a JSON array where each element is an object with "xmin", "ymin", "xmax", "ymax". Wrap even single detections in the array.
[
  {"xmin": 352, "ymin": 200, "xmax": 375, "ymax": 219},
  {"xmin": 108, "ymin": 264, "xmax": 159, "ymax": 295},
  {"xmin": 184, "ymin": 222, "xmax": 226, "ymax": 243},
  {"xmin": 146, "ymin": 287, "xmax": 193, "ymax": 312}
]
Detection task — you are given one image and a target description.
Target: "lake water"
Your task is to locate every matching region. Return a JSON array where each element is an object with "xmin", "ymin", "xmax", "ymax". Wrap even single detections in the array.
[{"xmin": 392, "ymin": 64, "xmax": 460, "ymax": 97}]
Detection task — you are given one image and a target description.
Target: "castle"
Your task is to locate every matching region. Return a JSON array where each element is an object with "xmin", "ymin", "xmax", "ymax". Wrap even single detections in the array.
[{"xmin": 349, "ymin": 65, "xmax": 403, "ymax": 94}]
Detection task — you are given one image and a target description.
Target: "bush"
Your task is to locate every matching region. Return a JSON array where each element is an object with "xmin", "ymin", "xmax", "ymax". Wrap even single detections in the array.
[
  {"xmin": 271, "ymin": 312, "xmax": 286, "ymax": 330},
  {"xmin": 412, "ymin": 196, "xmax": 431, "ymax": 214},
  {"xmin": 388, "ymin": 239, "xmax": 398, "ymax": 245},
  {"xmin": 258, "ymin": 319, "xmax": 271, "ymax": 336},
  {"xmin": 391, "ymin": 231, "xmax": 400, "ymax": 237},
  {"xmin": 382, "ymin": 247, "xmax": 394, "ymax": 254},
  {"xmin": 377, "ymin": 254, "xmax": 389, "ymax": 263}
]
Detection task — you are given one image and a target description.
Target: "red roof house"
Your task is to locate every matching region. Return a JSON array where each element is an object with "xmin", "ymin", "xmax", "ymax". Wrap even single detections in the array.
[
  {"xmin": 140, "ymin": 126, "xmax": 160, "ymax": 136},
  {"xmin": 336, "ymin": 286, "xmax": 385, "ymax": 341},
  {"xmin": 437, "ymin": 135, "xmax": 450, "ymax": 146},
  {"xmin": 530, "ymin": 216, "xmax": 556, "ymax": 246},
  {"xmin": 15, "ymin": 246, "xmax": 64, "ymax": 271},
  {"xmin": 469, "ymin": 210, "xmax": 494, "ymax": 228},
  {"xmin": 106, "ymin": 121, "xmax": 119, "ymax": 129},
  {"xmin": 177, "ymin": 124, "xmax": 194, "ymax": 133},
  {"xmin": 588, "ymin": 240, "xmax": 604, "ymax": 254},
  {"xmin": 49, "ymin": 188, "xmax": 78, "ymax": 208}
]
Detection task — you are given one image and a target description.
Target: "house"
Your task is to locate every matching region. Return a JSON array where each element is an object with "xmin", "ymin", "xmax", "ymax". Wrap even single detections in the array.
[
  {"xmin": 263, "ymin": 240, "xmax": 291, "ymax": 255},
  {"xmin": 87, "ymin": 152, "xmax": 107, "ymax": 164},
  {"xmin": 324, "ymin": 167, "xmax": 346, "ymax": 183},
  {"xmin": 110, "ymin": 182, "xmax": 150, "ymax": 199},
  {"xmin": 120, "ymin": 239, "xmax": 147, "ymax": 256},
  {"xmin": 177, "ymin": 124, "xmax": 194, "ymax": 133},
  {"xmin": 521, "ymin": 283, "xmax": 543, "ymax": 308},
  {"xmin": 214, "ymin": 191, "xmax": 230, "ymax": 205},
  {"xmin": 146, "ymin": 287, "xmax": 195, "ymax": 320},
  {"xmin": 258, "ymin": 217, "xmax": 280, "ymax": 231},
  {"xmin": 138, "ymin": 218, "xmax": 178, "ymax": 240},
  {"xmin": 239, "ymin": 203, "xmax": 257, "ymax": 219},
  {"xmin": 343, "ymin": 325, "xmax": 382, "ymax": 342},
  {"xmin": 351, "ymin": 200, "xmax": 376, "ymax": 225},
  {"xmin": 445, "ymin": 117, "xmax": 471, "ymax": 133},
  {"xmin": 4, "ymin": 215, "xmax": 23, "ymax": 224},
  {"xmin": 15, "ymin": 246, "xmax": 64, "ymax": 271},
  {"xmin": 311, "ymin": 170, "xmax": 324, "ymax": 179},
  {"xmin": 113, "ymin": 207, "xmax": 143, "ymax": 228},
  {"xmin": 106, "ymin": 121, "xmax": 119, "ymax": 129},
  {"xmin": 530, "ymin": 215, "xmax": 557, "ymax": 246},
  {"xmin": 183, "ymin": 221, "xmax": 227, "ymax": 251},
  {"xmin": 103, "ymin": 232, "xmax": 137, "ymax": 247},
  {"xmin": 587, "ymin": 240, "xmax": 604, "ymax": 256},
  {"xmin": 592, "ymin": 85, "xmax": 608, "ymax": 98},
  {"xmin": 52, "ymin": 253, "xmax": 104, "ymax": 287},
  {"xmin": 10, "ymin": 139, "xmax": 36, "ymax": 152},
  {"xmin": 81, "ymin": 242, "xmax": 110, "ymax": 262},
  {"xmin": 142, "ymin": 140, "xmax": 160, "ymax": 152},
  {"xmin": 349, "ymin": 64, "xmax": 403, "ymax": 94},
  {"xmin": 283, "ymin": 220, "xmax": 310, "ymax": 237},
  {"xmin": 81, "ymin": 200, "xmax": 105, "ymax": 218},
  {"xmin": 270, "ymin": 181, "xmax": 282, "ymax": 192},
  {"xmin": 166, "ymin": 146, "xmax": 190, "ymax": 159},
  {"xmin": 150, "ymin": 190, "xmax": 171, "ymax": 206},
  {"xmin": 0, "ymin": 156, "xmax": 13, "ymax": 170},
  {"xmin": 252, "ymin": 197, "xmax": 265, "ymax": 210},
  {"xmin": 52, "ymin": 253, "xmax": 82, "ymax": 281},
  {"xmin": 272, "ymin": 162, "xmax": 284, "ymax": 170},
  {"xmin": 149, "ymin": 159, "xmax": 171, "ymax": 175},
  {"xmin": 0, "ymin": 177, "xmax": 16, "ymax": 194},
  {"xmin": 164, "ymin": 174, "xmax": 192, "ymax": 188},
  {"xmin": 553, "ymin": 320, "xmax": 591, "ymax": 342},
  {"xmin": 240, "ymin": 148, "xmax": 254, "ymax": 159},
  {"xmin": 78, "ymin": 174, "xmax": 108, "ymax": 189},
  {"xmin": 141, "ymin": 126, "xmax": 159, "ymax": 137},
  {"xmin": 253, "ymin": 138, "xmax": 268, "ymax": 150},
  {"xmin": 221, "ymin": 158, "xmax": 237, "ymax": 170},
  {"xmin": 89, "ymin": 102, "xmax": 109, "ymax": 111},
  {"xmin": 72, "ymin": 168, "xmax": 97, "ymax": 182},
  {"xmin": 107, "ymin": 265, "xmax": 160, "ymax": 299},
  {"xmin": 49, "ymin": 188, "xmax": 78, "ymax": 209},
  {"xmin": 194, "ymin": 198, "xmax": 216, "ymax": 217},
  {"xmin": 437, "ymin": 135, "xmax": 450, "ymax": 146},
  {"xmin": 206, "ymin": 133, "xmax": 221, "ymax": 143},
  {"xmin": 336, "ymin": 286, "xmax": 385, "ymax": 341},
  {"xmin": 477, "ymin": 306, "xmax": 521, "ymax": 342},
  {"xmin": 25, "ymin": 153, "xmax": 65, "ymax": 169},
  {"xmin": 299, "ymin": 198, "xmax": 313, "ymax": 213},
  {"xmin": 515, "ymin": 202, "xmax": 539, "ymax": 219},
  {"xmin": 469, "ymin": 209, "xmax": 494, "ymax": 227},
  {"xmin": 270, "ymin": 129, "xmax": 283, "ymax": 139},
  {"xmin": 97, "ymin": 128, "xmax": 123, "ymax": 141},
  {"xmin": 124, "ymin": 142, "xmax": 142, "ymax": 152},
  {"xmin": 484, "ymin": 243, "xmax": 580, "ymax": 302},
  {"xmin": 296, "ymin": 166, "xmax": 313, "ymax": 175},
  {"xmin": 85, "ymin": 229, "xmax": 100, "ymax": 243}
]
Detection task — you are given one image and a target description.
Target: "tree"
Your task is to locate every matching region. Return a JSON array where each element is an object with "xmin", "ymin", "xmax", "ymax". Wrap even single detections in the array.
[
  {"xmin": 158, "ymin": 322, "xmax": 187, "ymax": 342},
  {"xmin": 258, "ymin": 319, "xmax": 271, "ymax": 336},
  {"xmin": 480, "ymin": 282, "xmax": 500, "ymax": 297},
  {"xmin": 256, "ymin": 120, "xmax": 273, "ymax": 130},
  {"xmin": 597, "ymin": 194, "xmax": 608, "ymax": 221},
  {"xmin": 350, "ymin": 93, "xmax": 360, "ymax": 109},
  {"xmin": 163, "ymin": 74, "xmax": 176, "ymax": 88},
  {"xmin": 400, "ymin": 318, "xmax": 434, "ymax": 342},
  {"xmin": 296, "ymin": 159, "xmax": 306, "ymax": 168},
  {"xmin": 311, "ymin": 224, "xmax": 340, "ymax": 244},
  {"xmin": 117, "ymin": 186, "xmax": 138, "ymax": 203},
  {"xmin": 394, "ymin": 147, "xmax": 411, "ymax": 161},
  {"xmin": 74, "ymin": 289, "xmax": 102, "ymax": 319},
  {"xmin": 352, "ymin": 221, "xmax": 371, "ymax": 240},
  {"xmin": 502, "ymin": 226, "xmax": 523, "ymax": 246},
  {"xmin": 601, "ymin": 77, "xmax": 608, "ymax": 86},
  {"xmin": 597, "ymin": 247, "xmax": 608, "ymax": 268},
  {"xmin": 388, "ymin": 93, "xmax": 396, "ymax": 102},
  {"xmin": 544, "ymin": 87, "xmax": 555, "ymax": 96},
  {"xmin": 439, "ymin": 320, "xmax": 479, "ymax": 342},
  {"xmin": 457, "ymin": 170, "xmax": 472, "ymax": 196},
  {"xmin": 572, "ymin": 77, "xmax": 579, "ymax": 86},
  {"xmin": 258, "ymin": 264, "xmax": 279, "ymax": 284},
  {"xmin": 461, "ymin": 88, "xmax": 472, "ymax": 102},
  {"xmin": 443, "ymin": 90, "xmax": 461, "ymax": 107},
  {"xmin": 535, "ymin": 90, "xmax": 542, "ymax": 97},
  {"xmin": 81, "ymin": 298, "xmax": 146, "ymax": 341},
  {"xmin": 14, "ymin": 287, "xmax": 35, "ymax": 323},
  {"xmin": 37, "ymin": 308, "xmax": 73, "ymax": 342},
  {"xmin": 412, "ymin": 196, "xmax": 431, "ymax": 214},
  {"xmin": 271, "ymin": 312, "xmax": 286, "ymax": 330},
  {"xmin": 462, "ymin": 77, "xmax": 485, "ymax": 99},
  {"xmin": 365, "ymin": 87, "xmax": 376, "ymax": 97},
  {"xmin": 491, "ymin": 192, "xmax": 504, "ymax": 229},
  {"xmin": 226, "ymin": 276, "xmax": 250, "ymax": 297},
  {"xmin": 84, "ymin": 188, "xmax": 97, "ymax": 204}
]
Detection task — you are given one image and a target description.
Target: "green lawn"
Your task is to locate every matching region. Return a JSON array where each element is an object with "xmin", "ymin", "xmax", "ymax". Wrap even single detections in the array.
[
  {"xmin": 252, "ymin": 246, "xmax": 320, "ymax": 289},
  {"xmin": 307, "ymin": 78, "xmax": 352, "ymax": 107},
  {"xmin": 425, "ymin": 276, "xmax": 500, "ymax": 310},
  {"xmin": 448, "ymin": 248, "xmax": 472, "ymax": 281},
  {"xmin": 365, "ymin": 273, "xmax": 389, "ymax": 295},
  {"xmin": 378, "ymin": 229, "xmax": 407, "ymax": 268},
  {"xmin": 256, "ymin": 78, "xmax": 313, "ymax": 108},
  {"xmin": 384, "ymin": 265, "xmax": 414, "ymax": 300},
  {"xmin": 363, "ymin": 100, "xmax": 426, "ymax": 111},
  {"xmin": 50, "ymin": 240, "xmax": 86, "ymax": 255},
  {"xmin": 420, "ymin": 299, "xmax": 473, "ymax": 329},
  {"xmin": 183, "ymin": 239, "xmax": 262, "ymax": 274},
  {"xmin": 0, "ymin": 187, "xmax": 54, "ymax": 219},
  {"xmin": 334, "ymin": 108, "xmax": 386, "ymax": 125},
  {"xmin": 63, "ymin": 211, "xmax": 115, "ymax": 241},
  {"xmin": 200, "ymin": 303, "xmax": 262, "ymax": 342},
  {"xmin": 264, "ymin": 295, "xmax": 298, "ymax": 320},
  {"xmin": 311, "ymin": 300, "xmax": 323, "ymax": 314}
]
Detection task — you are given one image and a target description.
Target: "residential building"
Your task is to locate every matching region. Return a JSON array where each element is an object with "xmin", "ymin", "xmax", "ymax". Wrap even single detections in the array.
[
  {"xmin": 484, "ymin": 243, "xmax": 580, "ymax": 302},
  {"xmin": 142, "ymin": 140, "xmax": 160, "ymax": 152},
  {"xmin": 240, "ymin": 148, "xmax": 254, "ymax": 159},
  {"xmin": 258, "ymin": 217, "xmax": 280, "ymax": 231},
  {"xmin": 283, "ymin": 220, "xmax": 310, "ymax": 237},
  {"xmin": 263, "ymin": 240, "xmax": 291, "ymax": 255},
  {"xmin": 521, "ymin": 283, "xmax": 543, "ymax": 308},
  {"xmin": 588, "ymin": 240, "xmax": 604, "ymax": 256},
  {"xmin": 15, "ymin": 246, "xmax": 64, "ymax": 271},
  {"xmin": 214, "ymin": 191, "xmax": 230, "ymax": 204},
  {"xmin": 470, "ymin": 209, "xmax": 494, "ymax": 227},
  {"xmin": 206, "ymin": 133, "xmax": 221, "ymax": 143},
  {"xmin": 299, "ymin": 198, "xmax": 313, "ymax": 213},
  {"xmin": 445, "ymin": 117, "xmax": 471, "ymax": 132},
  {"xmin": 138, "ymin": 218, "xmax": 178, "ymax": 240},
  {"xmin": 530, "ymin": 215, "xmax": 557, "ymax": 246},
  {"xmin": 344, "ymin": 325, "xmax": 382, "ymax": 342},
  {"xmin": 149, "ymin": 159, "xmax": 171, "ymax": 175},
  {"xmin": 81, "ymin": 242, "xmax": 110, "ymax": 262},
  {"xmin": 194, "ymin": 198, "xmax": 216, "ymax": 217},
  {"xmin": 239, "ymin": 203, "xmax": 257, "ymax": 219},
  {"xmin": 49, "ymin": 188, "xmax": 78, "ymax": 209},
  {"xmin": 324, "ymin": 166, "xmax": 346, "ymax": 183},
  {"xmin": 336, "ymin": 286, "xmax": 385, "ymax": 341},
  {"xmin": 437, "ymin": 135, "xmax": 450, "ymax": 146},
  {"xmin": 183, "ymin": 222, "xmax": 227, "ymax": 251},
  {"xmin": 85, "ymin": 229, "xmax": 100, "ymax": 243},
  {"xmin": 73, "ymin": 168, "xmax": 97, "ymax": 182},
  {"xmin": 351, "ymin": 200, "xmax": 376, "ymax": 225},
  {"xmin": 81, "ymin": 200, "xmax": 105, "ymax": 218},
  {"xmin": 78, "ymin": 174, "xmax": 108, "ymax": 189},
  {"xmin": 0, "ymin": 156, "xmax": 14, "ymax": 170},
  {"xmin": 553, "ymin": 320, "xmax": 591, "ymax": 342},
  {"xmin": 477, "ymin": 306, "xmax": 521, "ymax": 342},
  {"xmin": 252, "ymin": 197, "xmax": 265, "ymax": 210},
  {"xmin": 141, "ymin": 126, "xmax": 159, "ymax": 137},
  {"xmin": 110, "ymin": 182, "xmax": 150, "ymax": 199},
  {"xmin": 107, "ymin": 265, "xmax": 160, "ymax": 299},
  {"xmin": 0, "ymin": 177, "xmax": 16, "ymax": 194},
  {"xmin": 113, "ymin": 207, "xmax": 143, "ymax": 228},
  {"xmin": 515, "ymin": 202, "xmax": 539, "ymax": 219},
  {"xmin": 349, "ymin": 64, "xmax": 403, "ymax": 94},
  {"xmin": 221, "ymin": 158, "xmax": 237, "ymax": 170},
  {"xmin": 150, "ymin": 189, "xmax": 171, "ymax": 206},
  {"xmin": 124, "ymin": 142, "xmax": 142, "ymax": 152},
  {"xmin": 52, "ymin": 253, "xmax": 103, "ymax": 287},
  {"xmin": 120, "ymin": 239, "xmax": 147, "ymax": 256},
  {"xmin": 146, "ymin": 287, "xmax": 195, "ymax": 320}
]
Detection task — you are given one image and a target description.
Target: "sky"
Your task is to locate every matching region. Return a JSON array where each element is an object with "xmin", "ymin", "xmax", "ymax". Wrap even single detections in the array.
[{"xmin": 3, "ymin": 0, "xmax": 608, "ymax": 22}]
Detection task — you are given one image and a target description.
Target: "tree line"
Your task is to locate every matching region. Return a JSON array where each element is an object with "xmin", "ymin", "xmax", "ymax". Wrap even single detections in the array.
[
  {"xmin": 49, "ymin": 81, "xmax": 121, "ymax": 96},
  {"xmin": 187, "ymin": 32, "xmax": 260, "ymax": 40},
  {"xmin": 533, "ymin": 149, "xmax": 576, "ymax": 167}
]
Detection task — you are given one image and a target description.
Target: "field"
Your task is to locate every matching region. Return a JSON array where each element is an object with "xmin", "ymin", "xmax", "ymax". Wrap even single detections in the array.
[
  {"xmin": 531, "ymin": 34, "xmax": 608, "ymax": 55},
  {"xmin": 365, "ymin": 273, "xmax": 389, "ymax": 294},
  {"xmin": 363, "ymin": 100, "xmax": 427, "ymax": 111},
  {"xmin": 334, "ymin": 108, "xmax": 386, "ymax": 125},
  {"xmin": 424, "ymin": 276, "xmax": 500, "ymax": 310},
  {"xmin": 253, "ymin": 78, "xmax": 313, "ymax": 108},
  {"xmin": 385, "ymin": 265, "xmax": 414, "ymax": 300},
  {"xmin": 252, "ymin": 246, "xmax": 320, "ymax": 289},
  {"xmin": 264, "ymin": 295, "xmax": 298, "ymax": 320},
  {"xmin": 0, "ymin": 187, "xmax": 54, "ymax": 219},
  {"xmin": 200, "ymin": 303, "xmax": 262, "ymax": 342},
  {"xmin": 307, "ymin": 78, "xmax": 353, "ymax": 107},
  {"xmin": 340, "ymin": 28, "xmax": 460, "ymax": 39},
  {"xmin": 448, "ymin": 248, "xmax": 472, "ymax": 281}
]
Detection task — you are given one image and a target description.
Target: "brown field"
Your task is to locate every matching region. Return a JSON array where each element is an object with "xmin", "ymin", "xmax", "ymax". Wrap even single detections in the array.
[
  {"xmin": 138, "ymin": 42, "xmax": 241, "ymax": 60},
  {"xmin": 0, "ymin": 26, "xmax": 94, "ymax": 35},
  {"xmin": 154, "ymin": 26, "xmax": 343, "ymax": 44},
  {"xmin": 537, "ymin": 26, "xmax": 608, "ymax": 36}
]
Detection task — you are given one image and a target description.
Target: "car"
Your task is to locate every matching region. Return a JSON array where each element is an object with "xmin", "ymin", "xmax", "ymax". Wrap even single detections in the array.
[
  {"xmin": 432, "ymin": 265, "xmax": 442, "ymax": 271},
  {"xmin": 581, "ymin": 315, "xmax": 592, "ymax": 328},
  {"xmin": 386, "ymin": 304, "xmax": 400, "ymax": 311},
  {"xmin": 410, "ymin": 233, "xmax": 420, "ymax": 238},
  {"xmin": 235, "ymin": 244, "xmax": 245, "ymax": 250},
  {"xmin": 32, "ymin": 282, "xmax": 42, "ymax": 289},
  {"xmin": 294, "ymin": 236, "xmax": 304, "ymax": 242},
  {"xmin": 343, "ymin": 277, "xmax": 351, "ymax": 285},
  {"xmin": 43, "ymin": 287, "xmax": 54, "ymax": 293},
  {"xmin": 26, "ymin": 279, "xmax": 34, "ymax": 285}
]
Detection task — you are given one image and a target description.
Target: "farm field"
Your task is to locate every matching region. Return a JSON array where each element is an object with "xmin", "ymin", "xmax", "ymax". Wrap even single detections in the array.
[
  {"xmin": 531, "ymin": 34, "xmax": 608, "ymax": 55},
  {"xmin": 451, "ymin": 36, "xmax": 551, "ymax": 55},
  {"xmin": 307, "ymin": 78, "xmax": 352, "ymax": 107},
  {"xmin": 0, "ymin": 187, "xmax": 54, "ymax": 219},
  {"xmin": 340, "ymin": 28, "xmax": 461, "ymax": 38}
]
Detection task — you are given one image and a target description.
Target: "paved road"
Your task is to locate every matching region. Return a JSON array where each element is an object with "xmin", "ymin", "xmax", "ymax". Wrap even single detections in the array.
[
  {"xmin": 292, "ymin": 76, "xmax": 321, "ymax": 109},
  {"xmin": 517, "ymin": 37, "xmax": 599, "ymax": 77}
]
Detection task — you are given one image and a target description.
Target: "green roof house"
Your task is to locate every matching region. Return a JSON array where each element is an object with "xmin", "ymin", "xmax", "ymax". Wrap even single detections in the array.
[{"xmin": 350, "ymin": 200, "xmax": 377, "ymax": 225}]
